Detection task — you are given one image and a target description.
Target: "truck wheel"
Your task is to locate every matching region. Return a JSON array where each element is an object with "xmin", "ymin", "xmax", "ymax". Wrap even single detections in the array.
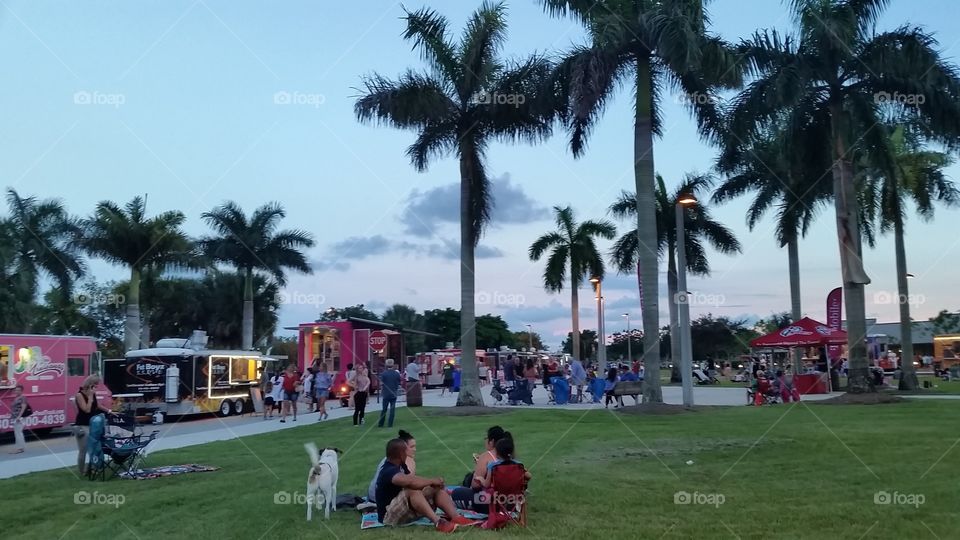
[
  {"xmin": 233, "ymin": 399, "xmax": 245, "ymax": 415},
  {"xmin": 340, "ymin": 398, "xmax": 349, "ymax": 407},
  {"xmin": 219, "ymin": 399, "xmax": 233, "ymax": 416}
]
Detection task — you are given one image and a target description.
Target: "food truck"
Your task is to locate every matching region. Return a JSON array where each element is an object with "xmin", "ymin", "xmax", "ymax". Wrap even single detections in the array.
[
  {"xmin": 103, "ymin": 331, "xmax": 274, "ymax": 417},
  {"xmin": 0, "ymin": 334, "xmax": 111, "ymax": 434},
  {"xmin": 934, "ymin": 334, "xmax": 960, "ymax": 370}
]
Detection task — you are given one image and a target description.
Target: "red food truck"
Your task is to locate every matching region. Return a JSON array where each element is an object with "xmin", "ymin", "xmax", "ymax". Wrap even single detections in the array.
[{"xmin": 0, "ymin": 334, "xmax": 112, "ymax": 434}]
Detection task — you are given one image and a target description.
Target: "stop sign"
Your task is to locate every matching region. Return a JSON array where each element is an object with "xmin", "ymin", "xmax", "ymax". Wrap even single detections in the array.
[{"xmin": 369, "ymin": 331, "xmax": 388, "ymax": 353}]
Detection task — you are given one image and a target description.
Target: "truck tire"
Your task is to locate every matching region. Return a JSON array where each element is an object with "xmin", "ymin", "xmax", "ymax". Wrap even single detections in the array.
[{"xmin": 219, "ymin": 399, "xmax": 233, "ymax": 417}]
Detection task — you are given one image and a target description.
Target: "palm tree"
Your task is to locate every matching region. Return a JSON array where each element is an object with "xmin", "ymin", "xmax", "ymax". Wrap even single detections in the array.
[
  {"xmin": 355, "ymin": 2, "xmax": 555, "ymax": 406},
  {"xmin": 542, "ymin": 0, "xmax": 740, "ymax": 402},
  {"xmin": 611, "ymin": 174, "xmax": 740, "ymax": 378},
  {"xmin": 714, "ymin": 124, "xmax": 833, "ymax": 370},
  {"xmin": 199, "ymin": 201, "xmax": 314, "ymax": 350},
  {"xmin": 727, "ymin": 0, "xmax": 960, "ymax": 391},
  {"xmin": 529, "ymin": 206, "xmax": 616, "ymax": 367},
  {"xmin": 82, "ymin": 197, "xmax": 193, "ymax": 351},
  {"xmin": 3, "ymin": 189, "xmax": 85, "ymax": 330},
  {"xmin": 863, "ymin": 123, "xmax": 958, "ymax": 390}
]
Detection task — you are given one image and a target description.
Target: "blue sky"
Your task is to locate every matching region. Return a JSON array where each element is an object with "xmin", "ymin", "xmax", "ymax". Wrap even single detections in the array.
[{"xmin": 2, "ymin": 0, "xmax": 959, "ymax": 349}]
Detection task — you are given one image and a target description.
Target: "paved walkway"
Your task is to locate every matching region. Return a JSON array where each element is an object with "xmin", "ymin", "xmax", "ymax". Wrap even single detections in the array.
[{"xmin": 0, "ymin": 385, "xmax": 942, "ymax": 480}]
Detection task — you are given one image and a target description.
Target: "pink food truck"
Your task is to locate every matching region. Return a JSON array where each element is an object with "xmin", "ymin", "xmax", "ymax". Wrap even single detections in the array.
[{"xmin": 0, "ymin": 334, "xmax": 112, "ymax": 435}]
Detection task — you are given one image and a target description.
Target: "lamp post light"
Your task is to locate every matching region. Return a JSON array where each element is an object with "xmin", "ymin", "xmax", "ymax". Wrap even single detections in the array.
[
  {"xmin": 590, "ymin": 277, "xmax": 607, "ymax": 372},
  {"xmin": 525, "ymin": 324, "xmax": 533, "ymax": 352},
  {"xmin": 622, "ymin": 313, "xmax": 631, "ymax": 362},
  {"xmin": 676, "ymin": 195, "xmax": 696, "ymax": 407}
]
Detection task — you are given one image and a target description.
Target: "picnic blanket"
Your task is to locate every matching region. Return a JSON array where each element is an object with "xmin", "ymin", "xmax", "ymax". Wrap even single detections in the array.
[
  {"xmin": 119, "ymin": 464, "xmax": 219, "ymax": 480},
  {"xmin": 360, "ymin": 508, "xmax": 488, "ymax": 530}
]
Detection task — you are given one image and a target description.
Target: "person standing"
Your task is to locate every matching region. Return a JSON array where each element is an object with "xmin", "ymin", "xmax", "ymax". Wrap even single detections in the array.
[
  {"xmin": 8, "ymin": 384, "xmax": 26, "ymax": 454},
  {"xmin": 569, "ymin": 358, "xmax": 587, "ymax": 403},
  {"xmin": 405, "ymin": 359, "xmax": 421, "ymax": 384},
  {"xmin": 280, "ymin": 364, "xmax": 300, "ymax": 423},
  {"xmin": 440, "ymin": 361, "xmax": 454, "ymax": 397},
  {"xmin": 379, "ymin": 359, "xmax": 401, "ymax": 428},
  {"xmin": 346, "ymin": 363, "xmax": 357, "ymax": 409},
  {"xmin": 74, "ymin": 375, "xmax": 113, "ymax": 474},
  {"xmin": 353, "ymin": 364, "xmax": 370, "ymax": 426},
  {"xmin": 314, "ymin": 363, "xmax": 333, "ymax": 421},
  {"xmin": 503, "ymin": 355, "xmax": 516, "ymax": 388}
]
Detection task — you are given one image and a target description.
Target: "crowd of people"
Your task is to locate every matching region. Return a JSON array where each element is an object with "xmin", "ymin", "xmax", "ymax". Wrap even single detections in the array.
[
  {"xmin": 366, "ymin": 424, "xmax": 530, "ymax": 532},
  {"xmin": 495, "ymin": 354, "xmax": 644, "ymax": 407}
]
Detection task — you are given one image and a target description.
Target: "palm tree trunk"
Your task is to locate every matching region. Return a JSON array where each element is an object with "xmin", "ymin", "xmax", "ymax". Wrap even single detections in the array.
[
  {"xmin": 242, "ymin": 267, "xmax": 254, "ymax": 350},
  {"xmin": 457, "ymin": 153, "xmax": 483, "ymax": 406},
  {"xmin": 634, "ymin": 57, "xmax": 662, "ymax": 403},
  {"xmin": 894, "ymin": 215, "xmax": 918, "ymax": 390},
  {"xmin": 570, "ymin": 271, "xmax": 581, "ymax": 360},
  {"xmin": 787, "ymin": 235, "xmax": 802, "ymax": 374},
  {"xmin": 667, "ymin": 243, "xmax": 681, "ymax": 383},
  {"xmin": 829, "ymin": 102, "xmax": 871, "ymax": 393},
  {"xmin": 125, "ymin": 267, "xmax": 141, "ymax": 352}
]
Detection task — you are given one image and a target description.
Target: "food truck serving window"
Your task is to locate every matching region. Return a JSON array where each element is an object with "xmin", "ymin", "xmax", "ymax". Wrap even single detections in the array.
[
  {"xmin": 0, "ymin": 345, "xmax": 12, "ymax": 387},
  {"xmin": 68, "ymin": 357, "xmax": 85, "ymax": 376}
]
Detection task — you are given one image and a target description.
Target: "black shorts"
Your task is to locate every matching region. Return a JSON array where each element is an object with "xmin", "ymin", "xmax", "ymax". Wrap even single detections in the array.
[
  {"xmin": 443, "ymin": 378, "xmax": 453, "ymax": 388},
  {"xmin": 263, "ymin": 397, "xmax": 275, "ymax": 405}
]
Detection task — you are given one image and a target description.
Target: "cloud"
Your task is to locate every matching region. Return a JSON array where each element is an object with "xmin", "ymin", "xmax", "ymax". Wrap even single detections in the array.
[
  {"xmin": 317, "ymin": 235, "xmax": 503, "ymax": 267},
  {"xmin": 399, "ymin": 173, "xmax": 550, "ymax": 237},
  {"xmin": 502, "ymin": 300, "xmax": 571, "ymax": 325}
]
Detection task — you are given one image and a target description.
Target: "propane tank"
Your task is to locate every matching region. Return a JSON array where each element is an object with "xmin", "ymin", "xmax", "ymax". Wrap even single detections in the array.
[{"xmin": 165, "ymin": 365, "xmax": 180, "ymax": 403}]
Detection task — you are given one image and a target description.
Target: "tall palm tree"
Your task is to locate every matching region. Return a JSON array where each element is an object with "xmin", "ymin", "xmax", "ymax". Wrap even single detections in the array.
[
  {"xmin": 199, "ymin": 201, "xmax": 314, "ymax": 350},
  {"xmin": 82, "ymin": 197, "xmax": 193, "ymax": 351},
  {"xmin": 714, "ymin": 123, "xmax": 833, "ymax": 370},
  {"xmin": 611, "ymin": 174, "xmax": 740, "ymax": 377},
  {"xmin": 355, "ymin": 2, "xmax": 555, "ymax": 406},
  {"xmin": 727, "ymin": 0, "xmax": 960, "ymax": 391},
  {"xmin": 863, "ymin": 123, "xmax": 957, "ymax": 390},
  {"xmin": 542, "ymin": 0, "xmax": 740, "ymax": 403},
  {"xmin": 529, "ymin": 206, "xmax": 616, "ymax": 366},
  {"xmin": 3, "ymin": 189, "xmax": 85, "ymax": 331}
]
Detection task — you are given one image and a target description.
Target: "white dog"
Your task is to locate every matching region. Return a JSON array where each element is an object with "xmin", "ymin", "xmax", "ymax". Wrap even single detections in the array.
[{"xmin": 305, "ymin": 442, "xmax": 342, "ymax": 521}]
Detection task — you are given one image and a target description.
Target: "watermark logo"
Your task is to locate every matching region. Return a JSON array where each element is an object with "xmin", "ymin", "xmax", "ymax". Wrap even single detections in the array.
[
  {"xmin": 274, "ymin": 291, "xmax": 326, "ymax": 309},
  {"xmin": 674, "ymin": 92, "xmax": 722, "ymax": 106},
  {"xmin": 74, "ymin": 490, "xmax": 125, "ymax": 508},
  {"xmin": 874, "ymin": 490, "xmax": 924, "ymax": 508},
  {"xmin": 475, "ymin": 291, "xmax": 525, "ymax": 308},
  {"xmin": 73, "ymin": 90, "xmax": 126, "ymax": 108},
  {"xmin": 274, "ymin": 491, "xmax": 317, "ymax": 505},
  {"xmin": 674, "ymin": 490, "xmax": 725, "ymax": 508},
  {"xmin": 874, "ymin": 91, "xmax": 925, "ymax": 106},
  {"xmin": 73, "ymin": 291, "xmax": 125, "ymax": 308},
  {"xmin": 673, "ymin": 291, "xmax": 725, "ymax": 307},
  {"xmin": 470, "ymin": 90, "xmax": 526, "ymax": 108},
  {"xmin": 872, "ymin": 291, "xmax": 925, "ymax": 306},
  {"xmin": 474, "ymin": 490, "xmax": 525, "ymax": 506},
  {"xmin": 273, "ymin": 90, "xmax": 326, "ymax": 108}
]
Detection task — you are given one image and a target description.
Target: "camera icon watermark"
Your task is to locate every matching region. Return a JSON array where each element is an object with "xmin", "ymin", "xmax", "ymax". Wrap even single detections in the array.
[
  {"xmin": 674, "ymin": 490, "xmax": 724, "ymax": 508},
  {"xmin": 470, "ymin": 90, "xmax": 526, "ymax": 108},
  {"xmin": 874, "ymin": 91, "xmax": 925, "ymax": 106},
  {"xmin": 273, "ymin": 90, "xmax": 326, "ymax": 108},
  {"xmin": 74, "ymin": 490, "xmax": 125, "ymax": 508},
  {"xmin": 275, "ymin": 291, "xmax": 326, "ymax": 309},
  {"xmin": 73, "ymin": 90, "xmax": 126, "ymax": 108},
  {"xmin": 474, "ymin": 490, "xmax": 524, "ymax": 506},
  {"xmin": 73, "ymin": 291, "xmax": 125, "ymax": 308},
  {"xmin": 673, "ymin": 291, "xmax": 725, "ymax": 307},
  {"xmin": 674, "ymin": 91, "xmax": 722, "ymax": 106},
  {"xmin": 872, "ymin": 291, "xmax": 925, "ymax": 306},
  {"xmin": 475, "ymin": 290, "xmax": 525, "ymax": 308},
  {"xmin": 874, "ymin": 490, "xmax": 924, "ymax": 508},
  {"xmin": 274, "ymin": 491, "xmax": 315, "ymax": 505}
]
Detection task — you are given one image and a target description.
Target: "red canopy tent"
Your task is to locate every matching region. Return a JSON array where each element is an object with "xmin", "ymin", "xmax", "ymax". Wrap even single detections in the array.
[{"xmin": 750, "ymin": 317, "xmax": 847, "ymax": 348}]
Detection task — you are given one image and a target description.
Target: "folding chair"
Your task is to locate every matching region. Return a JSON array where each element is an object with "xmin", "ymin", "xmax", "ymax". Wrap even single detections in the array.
[
  {"xmin": 483, "ymin": 461, "xmax": 528, "ymax": 528},
  {"xmin": 88, "ymin": 413, "xmax": 158, "ymax": 480}
]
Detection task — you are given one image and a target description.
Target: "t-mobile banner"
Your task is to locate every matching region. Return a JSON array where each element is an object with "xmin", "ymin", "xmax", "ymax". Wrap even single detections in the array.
[{"xmin": 826, "ymin": 287, "xmax": 843, "ymax": 360}]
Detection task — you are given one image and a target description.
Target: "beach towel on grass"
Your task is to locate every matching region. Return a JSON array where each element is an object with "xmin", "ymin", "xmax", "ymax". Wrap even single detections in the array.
[
  {"xmin": 119, "ymin": 464, "xmax": 219, "ymax": 480},
  {"xmin": 360, "ymin": 508, "xmax": 488, "ymax": 530}
]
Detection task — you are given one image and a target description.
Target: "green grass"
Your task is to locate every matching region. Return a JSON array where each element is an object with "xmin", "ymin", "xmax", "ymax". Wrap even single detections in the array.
[{"xmin": 7, "ymin": 401, "xmax": 960, "ymax": 539}]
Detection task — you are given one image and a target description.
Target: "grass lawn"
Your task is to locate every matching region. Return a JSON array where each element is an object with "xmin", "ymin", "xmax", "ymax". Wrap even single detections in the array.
[{"xmin": 6, "ymin": 400, "xmax": 960, "ymax": 539}]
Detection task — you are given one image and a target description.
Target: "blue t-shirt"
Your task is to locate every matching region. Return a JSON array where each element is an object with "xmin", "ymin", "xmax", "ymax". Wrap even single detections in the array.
[
  {"xmin": 314, "ymin": 372, "xmax": 332, "ymax": 391},
  {"xmin": 375, "ymin": 461, "xmax": 409, "ymax": 523},
  {"xmin": 380, "ymin": 369, "xmax": 401, "ymax": 399}
]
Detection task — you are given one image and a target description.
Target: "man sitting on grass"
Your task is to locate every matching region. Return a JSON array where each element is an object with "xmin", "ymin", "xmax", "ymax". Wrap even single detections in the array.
[{"xmin": 375, "ymin": 438, "xmax": 473, "ymax": 532}]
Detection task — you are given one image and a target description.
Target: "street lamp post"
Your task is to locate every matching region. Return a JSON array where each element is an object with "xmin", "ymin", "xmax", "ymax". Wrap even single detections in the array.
[
  {"xmin": 525, "ymin": 324, "xmax": 533, "ymax": 352},
  {"xmin": 590, "ymin": 277, "xmax": 606, "ymax": 373},
  {"xmin": 623, "ymin": 313, "xmax": 631, "ymax": 362},
  {"xmin": 676, "ymin": 195, "xmax": 696, "ymax": 407}
]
